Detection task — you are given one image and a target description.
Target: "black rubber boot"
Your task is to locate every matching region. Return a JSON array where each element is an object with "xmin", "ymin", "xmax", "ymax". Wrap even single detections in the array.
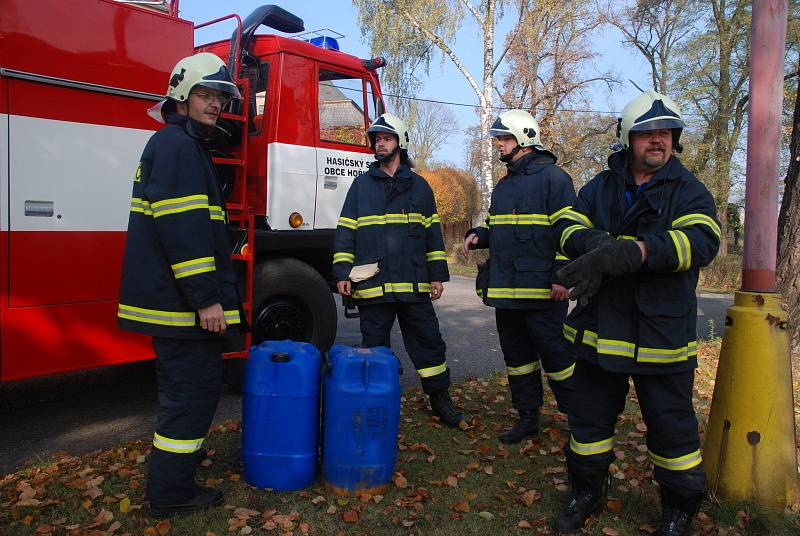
[
  {"xmin": 148, "ymin": 486, "xmax": 223, "ymax": 518},
  {"xmin": 656, "ymin": 488, "xmax": 703, "ymax": 536},
  {"xmin": 429, "ymin": 390, "xmax": 467, "ymax": 427},
  {"xmin": 554, "ymin": 475, "xmax": 608, "ymax": 534},
  {"xmin": 500, "ymin": 411, "xmax": 539, "ymax": 444}
]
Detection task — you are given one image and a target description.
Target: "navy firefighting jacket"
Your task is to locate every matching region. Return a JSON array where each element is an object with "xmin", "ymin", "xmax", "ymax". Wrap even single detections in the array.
[
  {"xmin": 333, "ymin": 162, "xmax": 449, "ymax": 304},
  {"xmin": 554, "ymin": 151, "xmax": 720, "ymax": 374},
  {"xmin": 468, "ymin": 151, "xmax": 577, "ymax": 309},
  {"xmin": 118, "ymin": 115, "xmax": 241, "ymax": 339}
]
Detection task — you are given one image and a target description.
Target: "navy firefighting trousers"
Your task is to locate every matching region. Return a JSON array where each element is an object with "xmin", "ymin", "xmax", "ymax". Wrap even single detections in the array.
[
  {"xmin": 358, "ymin": 301, "xmax": 451, "ymax": 393},
  {"xmin": 565, "ymin": 359, "xmax": 705, "ymax": 497},
  {"xmin": 494, "ymin": 307, "xmax": 575, "ymax": 416},
  {"xmin": 147, "ymin": 337, "xmax": 224, "ymax": 505}
]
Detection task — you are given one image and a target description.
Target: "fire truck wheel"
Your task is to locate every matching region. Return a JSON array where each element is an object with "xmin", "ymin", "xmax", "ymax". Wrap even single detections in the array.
[{"xmin": 251, "ymin": 257, "xmax": 337, "ymax": 349}]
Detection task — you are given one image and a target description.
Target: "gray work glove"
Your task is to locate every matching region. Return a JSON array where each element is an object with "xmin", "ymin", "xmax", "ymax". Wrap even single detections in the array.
[{"xmin": 557, "ymin": 239, "xmax": 643, "ymax": 305}]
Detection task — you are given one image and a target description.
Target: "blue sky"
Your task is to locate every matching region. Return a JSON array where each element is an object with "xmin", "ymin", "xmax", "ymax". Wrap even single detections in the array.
[{"xmin": 182, "ymin": 1, "xmax": 650, "ymax": 166}]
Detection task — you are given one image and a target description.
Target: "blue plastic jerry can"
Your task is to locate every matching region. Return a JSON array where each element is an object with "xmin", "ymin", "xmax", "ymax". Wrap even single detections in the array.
[
  {"xmin": 241, "ymin": 340, "xmax": 321, "ymax": 490},
  {"xmin": 322, "ymin": 345, "xmax": 401, "ymax": 495}
]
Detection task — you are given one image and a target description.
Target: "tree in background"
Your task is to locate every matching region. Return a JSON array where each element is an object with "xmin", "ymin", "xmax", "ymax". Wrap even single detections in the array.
[
  {"xmin": 352, "ymin": 0, "xmax": 527, "ymax": 208},
  {"xmin": 777, "ymin": 2, "xmax": 800, "ymax": 355},
  {"xmin": 498, "ymin": 0, "xmax": 617, "ymax": 187},
  {"xmin": 407, "ymin": 100, "xmax": 460, "ymax": 169}
]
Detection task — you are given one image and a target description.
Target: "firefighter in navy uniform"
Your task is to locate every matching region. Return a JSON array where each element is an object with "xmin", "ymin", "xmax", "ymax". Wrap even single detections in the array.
[
  {"xmin": 463, "ymin": 110, "xmax": 576, "ymax": 444},
  {"xmin": 552, "ymin": 91, "xmax": 720, "ymax": 535},
  {"xmin": 333, "ymin": 113, "xmax": 466, "ymax": 427},
  {"xmin": 118, "ymin": 53, "xmax": 244, "ymax": 518}
]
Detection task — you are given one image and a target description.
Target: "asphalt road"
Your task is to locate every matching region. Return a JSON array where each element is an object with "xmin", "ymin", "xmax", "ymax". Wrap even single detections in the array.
[{"xmin": 0, "ymin": 277, "xmax": 733, "ymax": 474}]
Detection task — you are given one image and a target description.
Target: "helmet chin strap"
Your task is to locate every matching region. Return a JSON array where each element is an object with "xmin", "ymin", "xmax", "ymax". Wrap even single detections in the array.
[
  {"xmin": 499, "ymin": 144, "xmax": 521, "ymax": 163},
  {"xmin": 374, "ymin": 146, "xmax": 399, "ymax": 163}
]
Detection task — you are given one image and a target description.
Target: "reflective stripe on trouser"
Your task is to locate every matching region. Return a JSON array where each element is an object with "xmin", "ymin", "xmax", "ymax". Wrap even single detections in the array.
[
  {"xmin": 494, "ymin": 307, "xmax": 575, "ymax": 415},
  {"xmin": 147, "ymin": 337, "xmax": 224, "ymax": 505},
  {"xmin": 566, "ymin": 359, "xmax": 705, "ymax": 496},
  {"xmin": 358, "ymin": 301, "xmax": 450, "ymax": 393}
]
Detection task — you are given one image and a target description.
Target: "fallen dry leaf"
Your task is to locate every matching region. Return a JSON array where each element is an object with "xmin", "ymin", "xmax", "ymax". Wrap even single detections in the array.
[
  {"xmin": 156, "ymin": 519, "xmax": 171, "ymax": 535},
  {"xmin": 601, "ymin": 528, "xmax": 619, "ymax": 536},
  {"xmin": 119, "ymin": 497, "xmax": 131, "ymax": 513},
  {"xmin": 521, "ymin": 489, "xmax": 542, "ymax": 506},
  {"xmin": 478, "ymin": 511, "xmax": 494, "ymax": 520},
  {"xmin": 393, "ymin": 472, "xmax": 408, "ymax": 489},
  {"xmin": 311, "ymin": 495, "xmax": 326, "ymax": 505},
  {"xmin": 342, "ymin": 510, "xmax": 359, "ymax": 523},
  {"xmin": 639, "ymin": 524, "xmax": 657, "ymax": 534},
  {"xmin": 483, "ymin": 466, "xmax": 494, "ymax": 475},
  {"xmin": 450, "ymin": 501, "xmax": 470, "ymax": 513},
  {"xmin": 607, "ymin": 499, "xmax": 623, "ymax": 513}
]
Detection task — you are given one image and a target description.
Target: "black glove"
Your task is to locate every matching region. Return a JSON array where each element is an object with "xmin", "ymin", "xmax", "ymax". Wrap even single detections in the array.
[
  {"xmin": 581, "ymin": 229, "xmax": 616, "ymax": 253},
  {"xmin": 557, "ymin": 239, "xmax": 643, "ymax": 305}
]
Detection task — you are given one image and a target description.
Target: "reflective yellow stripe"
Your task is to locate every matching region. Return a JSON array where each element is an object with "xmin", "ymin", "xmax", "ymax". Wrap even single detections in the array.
[
  {"xmin": 118, "ymin": 304, "xmax": 195, "ymax": 327},
  {"xmin": 582, "ymin": 330, "xmax": 598, "ymax": 347},
  {"xmin": 153, "ymin": 433, "xmax": 204, "ymax": 454},
  {"xmin": 224, "ymin": 310, "xmax": 241, "ymax": 325},
  {"xmin": 417, "ymin": 363, "xmax": 447, "ymax": 378},
  {"xmin": 555, "ymin": 253, "xmax": 569, "ymax": 261},
  {"xmin": 208, "ymin": 205, "xmax": 226, "ymax": 221},
  {"xmin": 563, "ymin": 324, "xmax": 578, "ymax": 343},
  {"xmin": 597, "ymin": 338, "xmax": 635, "ymax": 358},
  {"xmin": 353, "ymin": 213, "xmax": 438, "ymax": 228},
  {"xmin": 558, "ymin": 209, "xmax": 593, "ymax": 227},
  {"xmin": 549, "ymin": 206, "xmax": 572, "ymax": 224},
  {"xmin": 637, "ymin": 341, "xmax": 697, "ymax": 363},
  {"xmin": 150, "ymin": 194, "xmax": 209, "ymax": 218},
  {"xmin": 672, "ymin": 213, "xmax": 721, "ymax": 239},
  {"xmin": 507, "ymin": 361, "xmax": 540, "ymax": 376},
  {"xmin": 171, "ymin": 256, "xmax": 216, "ymax": 279},
  {"xmin": 570, "ymin": 435, "xmax": 614, "ymax": 456},
  {"xmin": 668, "ymin": 230, "xmax": 691, "ymax": 271},
  {"xmin": 616, "ymin": 234, "xmax": 636, "ymax": 240},
  {"xmin": 488, "ymin": 213, "xmax": 550, "ymax": 226},
  {"xmin": 485, "ymin": 287, "xmax": 551, "ymax": 299},
  {"xmin": 426, "ymin": 250, "xmax": 447, "ymax": 262},
  {"xmin": 423, "ymin": 214, "xmax": 440, "ymax": 228},
  {"xmin": 351, "ymin": 281, "xmax": 428, "ymax": 299},
  {"xmin": 648, "ymin": 449, "xmax": 702, "ymax": 471},
  {"xmin": 333, "ymin": 252, "xmax": 355, "ymax": 264},
  {"xmin": 546, "ymin": 363, "xmax": 575, "ymax": 381},
  {"xmin": 337, "ymin": 216, "xmax": 357, "ymax": 230},
  {"xmin": 130, "ymin": 197, "xmax": 153, "ymax": 215},
  {"xmin": 560, "ymin": 224, "xmax": 585, "ymax": 251}
]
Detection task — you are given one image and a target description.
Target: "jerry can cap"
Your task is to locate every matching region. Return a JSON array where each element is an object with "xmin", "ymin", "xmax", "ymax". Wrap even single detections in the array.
[{"xmin": 271, "ymin": 351, "xmax": 291, "ymax": 362}]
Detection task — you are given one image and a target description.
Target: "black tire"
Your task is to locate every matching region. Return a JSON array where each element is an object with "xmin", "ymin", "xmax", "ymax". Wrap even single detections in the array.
[{"xmin": 251, "ymin": 257, "xmax": 337, "ymax": 350}]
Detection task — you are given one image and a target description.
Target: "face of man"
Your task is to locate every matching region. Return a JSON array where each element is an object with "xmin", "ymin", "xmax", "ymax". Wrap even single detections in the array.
[
  {"xmin": 494, "ymin": 134, "xmax": 519, "ymax": 159},
  {"xmin": 373, "ymin": 132, "xmax": 399, "ymax": 159},
  {"xmin": 629, "ymin": 128, "xmax": 673, "ymax": 171},
  {"xmin": 186, "ymin": 87, "xmax": 227, "ymax": 127}
]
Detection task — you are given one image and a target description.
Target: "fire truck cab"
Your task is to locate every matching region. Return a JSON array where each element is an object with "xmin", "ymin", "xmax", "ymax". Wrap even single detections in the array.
[{"xmin": 0, "ymin": 0, "xmax": 384, "ymax": 382}]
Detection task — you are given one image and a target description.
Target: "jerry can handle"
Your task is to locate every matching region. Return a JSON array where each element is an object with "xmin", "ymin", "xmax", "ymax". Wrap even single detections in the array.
[{"xmin": 343, "ymin": 295, "xmax": 359, "ymax": 319}]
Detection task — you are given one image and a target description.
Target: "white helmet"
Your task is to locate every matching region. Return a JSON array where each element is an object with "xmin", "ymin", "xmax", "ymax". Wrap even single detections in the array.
[
  {"xmin": 617, "ymin": 90, "xmax": 685, "ymax": 151},
  {"xmin": 488, "ymin": 109, "xmax": 544, "ymax": 150},
  {"xmin": 148, "ymin": 52, "xmax": 241, "ymax": 123},
  {"xmin": 367, "ymin": 113, "xmax": 410, "ymax": 150}
]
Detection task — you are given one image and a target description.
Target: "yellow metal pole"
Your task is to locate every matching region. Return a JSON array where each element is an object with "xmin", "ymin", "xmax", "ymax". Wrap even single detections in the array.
[
  {"xmin": 704, "ymin": 292, "xmax": 799, "ymax": 507},
  {"xmin": 703, "ymin": 0, "xmax": 798, "ymax": 509}
]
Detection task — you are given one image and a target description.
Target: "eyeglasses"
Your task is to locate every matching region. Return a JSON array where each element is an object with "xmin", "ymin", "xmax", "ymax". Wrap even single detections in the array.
[{"xmin": 190, "ymin": 91, "xmax": 232, "ymax": 107}]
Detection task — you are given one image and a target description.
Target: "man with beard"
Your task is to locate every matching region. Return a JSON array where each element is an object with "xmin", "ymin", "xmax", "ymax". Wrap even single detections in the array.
[
  {"xmin": 118, "ymin": 52, "xmax": 244, "ymax": 517},
  {"xmin": 463, "ymin": 109, "xmax": 576, "ymax": 444},
  {"xmin": 333, "ymin": 113, "xmax": 467, "ymax": 427},
  {"xmin": 552, "ymin": 90, "xmax": 720, "ymax": 535}
]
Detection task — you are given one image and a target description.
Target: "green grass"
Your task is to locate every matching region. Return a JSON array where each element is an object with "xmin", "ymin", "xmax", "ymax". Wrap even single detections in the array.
[{"xmin": 2, "ymin": 342, "xmax": 799, "ymax": 535}]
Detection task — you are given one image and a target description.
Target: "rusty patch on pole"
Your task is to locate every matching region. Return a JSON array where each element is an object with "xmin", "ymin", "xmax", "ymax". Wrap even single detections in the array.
[
  {"xmin": 753, "ymin": 295, "xmax": 765, "ymax": 306},
  {"xmin": 765, "ymin": 313, "xmax": 781, "ymax": 325},
  {"xmin": 747, "ymin": 431, "xmax": 761, "ymax": 445}
]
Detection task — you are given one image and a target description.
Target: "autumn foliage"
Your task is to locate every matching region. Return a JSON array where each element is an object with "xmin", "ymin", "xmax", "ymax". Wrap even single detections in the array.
[{"xmin": 421, "ymin": 167, "xmax": 480, "ymax": 224}]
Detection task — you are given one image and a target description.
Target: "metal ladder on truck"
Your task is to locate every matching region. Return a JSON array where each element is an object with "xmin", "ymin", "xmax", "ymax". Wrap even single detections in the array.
[{"xmin": 195, "ymin": 14, "xmax": 255, "ymax": 360}]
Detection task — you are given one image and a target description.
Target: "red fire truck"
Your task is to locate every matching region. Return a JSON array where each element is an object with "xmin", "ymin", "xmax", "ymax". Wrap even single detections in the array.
[{"xmin": 0, "ymin": 0, "xmax": 385, "ymax": 382}]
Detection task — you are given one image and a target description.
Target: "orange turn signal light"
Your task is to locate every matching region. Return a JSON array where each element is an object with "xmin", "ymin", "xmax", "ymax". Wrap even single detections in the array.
[{"xmin": 289, "ymin": 212, "xmax": 304, "ymax": 228}]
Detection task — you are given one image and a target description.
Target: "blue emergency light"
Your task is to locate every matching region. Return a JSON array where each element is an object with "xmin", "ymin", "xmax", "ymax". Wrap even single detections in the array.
[{"xmin": 308, "ymin": 36, "xmax": 340, "ymax": 50}]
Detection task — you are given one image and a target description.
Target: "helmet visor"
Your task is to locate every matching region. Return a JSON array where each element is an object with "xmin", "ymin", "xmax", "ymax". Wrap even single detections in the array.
[{"xmin": 629, "ymin": 118, "xmax": 684, "ymax": 132}]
